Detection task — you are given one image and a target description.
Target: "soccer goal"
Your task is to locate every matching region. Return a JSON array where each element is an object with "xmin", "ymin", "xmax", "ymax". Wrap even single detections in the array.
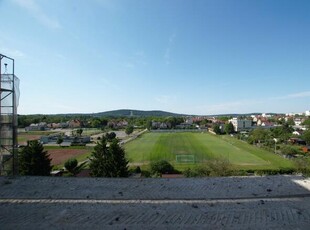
[{"xmin": 176, "ymin": 154, "xmax": 196, "ymax": 164}]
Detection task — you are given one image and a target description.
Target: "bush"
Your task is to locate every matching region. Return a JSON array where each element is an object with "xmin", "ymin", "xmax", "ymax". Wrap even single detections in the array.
[
  {"xmin": 254, "ymin": 169, "xmax": 279, "ymax": 176},
  {"xmin": 134, "ymin": 166, "xmax": 141, "ymax": 173},
  {"xmin": 64, "ymin": 158, "xmax": 78, "ymax": 172},
  {"xmin": 183, "ymin": 167, "xmax": 210, "ymax": 177},
  {"xmin": 71, "ymin": 142, "xmax": 86, "ymax": 146},
  {"xmin": 206, "ymin": 158, "xmax": 232, "ymax": 177},
  {"xmin": 279, "ymin": 168, "xmax": 295, "ymax": 174},
  {"xmin": 230, "ymin": 170, "xmax": 248, "ymax": 176},
  {"xmin": 150, "ymin": 160, "xmax": 174, "ymax": 174},
  {"xmin": 64, "ymin": 158, "xmax": 87, "ymax": 176},
  {"xmin": 294, "ymin": 158, "xmax": 310, "ymax": 176},
  {"xmin": 253, "ymin": 168, "xmax": 295, "ymax": 176},
  {"xmin": 141, "ymin": 170, "xmax": 151, "ymax": 178},
  {"xmin": 281, "ymin": 146, "xmax": 299, "ymax": 156},
  {"xmin": 183, "ymin": 159, "xmax": 232, "ymax": 177}
]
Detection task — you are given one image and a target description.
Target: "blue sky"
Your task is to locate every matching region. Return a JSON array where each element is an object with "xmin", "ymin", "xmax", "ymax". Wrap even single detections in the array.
[{"xmin": 1, "ymin": 0, "xmax": 310, "ymax": 115}]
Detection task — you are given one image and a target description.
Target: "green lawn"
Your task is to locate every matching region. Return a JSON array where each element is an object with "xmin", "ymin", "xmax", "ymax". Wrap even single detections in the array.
[{"xmin": 124, "ymin": 132, "xmax": 295, "ymax": 170}]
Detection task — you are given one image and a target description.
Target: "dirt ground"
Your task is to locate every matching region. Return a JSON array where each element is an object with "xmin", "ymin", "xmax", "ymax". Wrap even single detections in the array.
[
  {"xmin": 48, "ymin": 149, "xmax": 89, "ymax": 165},
  {"xmin": 18, "ymin": 134, "xmax": 41, "ymax": 145}
]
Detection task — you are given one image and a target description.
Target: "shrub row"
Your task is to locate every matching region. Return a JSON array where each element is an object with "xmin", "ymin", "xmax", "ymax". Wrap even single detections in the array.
[
  {"xmin": 183, "ymin": 167, "xmax": 299, "ymax": 177},
  {"xmin": 132, "ymin": 158, "xmax": 310, "ymax": 178}
]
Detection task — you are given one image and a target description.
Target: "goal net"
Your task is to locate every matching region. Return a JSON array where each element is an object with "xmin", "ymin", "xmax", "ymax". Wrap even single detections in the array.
[{"xmin": 176, "ymin": 154, "xmax": 195, "ymax": 163}]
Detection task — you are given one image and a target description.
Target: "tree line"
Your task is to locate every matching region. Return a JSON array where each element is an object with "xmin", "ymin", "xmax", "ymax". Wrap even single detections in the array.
[{"xmin": 18, "ymin": 114, "xmax": 186, "ymax": 129}]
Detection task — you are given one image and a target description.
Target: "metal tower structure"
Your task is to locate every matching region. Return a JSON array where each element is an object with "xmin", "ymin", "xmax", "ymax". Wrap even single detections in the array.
[{"xmin": 0, "ymin": 53, "xmax": 20, "ymax": 175}]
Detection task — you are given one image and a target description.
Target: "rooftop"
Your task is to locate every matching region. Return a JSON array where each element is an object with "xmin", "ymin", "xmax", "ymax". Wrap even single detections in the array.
[{"xmin": 1, "ymin": 175, "xmax": 310, "ymax": 229}]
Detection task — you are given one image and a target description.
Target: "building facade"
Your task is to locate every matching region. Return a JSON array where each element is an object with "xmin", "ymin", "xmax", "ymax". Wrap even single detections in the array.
[{"xmin": 229, "ymin": 118, "xmax": 252, "ymax": 132}]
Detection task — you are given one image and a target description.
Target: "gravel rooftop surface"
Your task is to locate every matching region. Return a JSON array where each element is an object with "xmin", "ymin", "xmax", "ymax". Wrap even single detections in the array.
[{"xmin": 1, "ymin": 175, "xmax": 310, "ymax": 229}]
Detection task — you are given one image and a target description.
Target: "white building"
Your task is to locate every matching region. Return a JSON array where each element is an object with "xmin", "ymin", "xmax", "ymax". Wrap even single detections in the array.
[
  {"xmin": 262, "ymin": 113, "xmax": 272, "ymax": 118},
  {"xmin": 306, "ymin": 110, "xmax": 310, "ymax": 116},
  {"xmin": 228, "ymin": 118, "xmax": 252, "ymax": 132},
  {"xmin": 185, "ymin": 117, "xmax": 193, "ymax": 125},
  {"xmin": 294, "ymin": 118, "xmax": 303, "ymax": 126}
]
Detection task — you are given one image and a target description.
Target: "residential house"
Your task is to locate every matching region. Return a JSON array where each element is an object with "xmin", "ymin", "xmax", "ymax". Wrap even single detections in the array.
[
  {"xmin": 151, "ymin": 121, "xmax": 169, "ymax": 129},
  {"xmin": 176, "ymin": 122, "xmax": 192, "ymax": 129},
  {"xmin": 159, "ymin": 123, "xmax": 168, "ymax": 129},
  {"xmin": 261, "ymin": 113, "xmax": 272, "ymax": 118},
  {"xmin": 302, "ymin": 146, "xmax": 310, "ymax": 153},
  {"xmin": 288, "ymin": 138, "xmax": 306, "ymax": 145},
  {"xmin": 185, "ymin": 117, "xmax": 193, "ymax": 125},
  {"xmin": 25, "ymin": 122, "xmax": 47, "ymax": 131},
  {"xmin": 293, "ymin": 130, "xmax": 303, "ymax": 136},
  {"xmin": 257, "ymin": 117, "xmax": 268, "ymax": 126},
  {"xmin": 252, "ymin": 116, "xmax": 259, "ymax": 123},
  {"xmin": 294, "ymin": 118, "xmax": 305, "ymax": 127},
  {"xmin": 68, "ymin": 119, "xmax": 82, "ymax": 128},
  {"xmin": 228, "ymin": 118, "xmax": 252, "ymax": 132},
  {"xmin": 261, "ymin": 121, "xmax": 274, "ymax": 127},
  {"xmin": 117, "ymin": 120, "xmax": 128, "ymax": 128},
  {"xmin": 48, "ymin": 122, "xmax": 69, "ymax": 129},
  {"xmin": 40, "ymin": 134, "xmax": 91, "ymax": 145}
]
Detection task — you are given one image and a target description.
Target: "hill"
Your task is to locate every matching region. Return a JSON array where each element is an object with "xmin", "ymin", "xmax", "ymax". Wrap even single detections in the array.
[
  {"xmin": 20, "ymin": 110, "xmax": 284, "ymax": 118},
  {"xmin": 93, "ymin": 109, "xmax": 187, "ymax": 117}
]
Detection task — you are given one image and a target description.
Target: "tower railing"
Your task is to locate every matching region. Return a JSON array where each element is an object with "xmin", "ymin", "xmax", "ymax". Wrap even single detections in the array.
[{"xmin": 0, "ymin": 53, "xmax": 20, "ymax": 175}]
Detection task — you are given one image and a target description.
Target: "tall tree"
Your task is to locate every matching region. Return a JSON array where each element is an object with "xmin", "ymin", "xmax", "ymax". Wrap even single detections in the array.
[
  {"xmin": 303, "ymin": 130, "xmax": 310, "ymax": 145},
  {"xmin": 248, "ymin": 128, "xmax": 271, "ymax": 144},
  {"xmin": 105, "ymin": 132, "xmax": 116, "ymax": 141},
  {"xmin": 18, "ymin": 141, "xmax": 52, "ymax": 176},
  {"xmin": 56, "ymin": 136, "xmax": 63, "ymax": 146},
  {"xmin": 125, "ymin": 125, "xmax": 134, "ymax": 135},
  {"xmin": 89, "ymin": 137, "xmax": 129, "ymax": 177},
  {"xmin": 224, "ymin": 122, "xmax": 234, "ymax": 134},
  {"xmin": 76, "ymin": 128, "xmax": 83, "ymax": 136},
  {"xmin": 108, "ymin": 139, "xmax": 129, "ymax": 177},
  {"xmin": 286, "ymin": 118, "xmax": 295, "ymax": 126},
  {"xmin": 302, "ymin": 118, "xmax": 310, "ymax": 128},
  {"xmin": 213, "ymin": 124, "xmax": 222, "ymax": 135}
]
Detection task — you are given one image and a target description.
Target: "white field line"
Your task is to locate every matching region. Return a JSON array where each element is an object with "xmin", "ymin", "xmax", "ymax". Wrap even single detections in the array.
[{"xmin": 0, "ymin": 197, "xmax": 304, "ymax": 205}]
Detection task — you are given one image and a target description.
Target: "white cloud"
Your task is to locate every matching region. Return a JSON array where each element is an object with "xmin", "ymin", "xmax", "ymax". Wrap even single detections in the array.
[
  {"xmin": 55, "ymin": 53, "xmax": 67, "ymax": 60},
  {"xmin": 99, "ymin": 77, "xmax": 121, "ymax": 91},
  {"xmin": 124, "ymin": 62, "xmax": 135, "ymax": 69},
  {"xmin": 94, "ymin": 0, "xmax": 117, "ymax": 11},
  {"xmin": 195, "ymin": 98, "xmax": 266, "ymax": 115},
  {"xmin": 12, "ymin": 0, "xmax": 61, "ymax": 29},
  {"xmin": 134, "ymin": 51, "xmax": 145, "ymax": 57},
  {"xmin": 155, "ymin": 95, "xmax": 177, "ymax": 104},
  {"xmin": 164, "ymin": 33, "xmax": 176, "ymax": 65},
  {"xmin": 1, "ymin": 48, "xmax": 25, "ymax": 58},
  {"xmin": 275, "ymin": 91, "xmax": 310, "ymax": 100},
  {"xmin": 123, "ymin": 50, "xmax": 147, "ymax": 69},
  {"xmin": 197, "ymin": 90, "xmax": 310, "ymax": 115}
]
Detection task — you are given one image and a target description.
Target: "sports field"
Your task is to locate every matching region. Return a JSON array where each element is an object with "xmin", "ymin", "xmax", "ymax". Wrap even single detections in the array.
[{"xmin": 125, "ymin": 132, "xmax": 294, "ymax": 170}]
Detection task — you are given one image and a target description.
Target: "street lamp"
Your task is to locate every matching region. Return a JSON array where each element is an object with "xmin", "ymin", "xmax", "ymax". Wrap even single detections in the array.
[{"xmin": 273, "ymin": 138, "xmax": 278, "ymax": 154}]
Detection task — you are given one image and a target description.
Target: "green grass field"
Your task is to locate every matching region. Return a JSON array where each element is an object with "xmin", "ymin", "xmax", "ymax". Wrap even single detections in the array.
[{"xmin": 124, "ymin": 132, "xmax": 295, "ymax": 170}]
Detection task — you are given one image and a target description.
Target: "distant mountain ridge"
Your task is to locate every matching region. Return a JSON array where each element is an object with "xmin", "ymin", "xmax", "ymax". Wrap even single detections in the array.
[
  {"xmin": 21, "ymin": 109, "xmax": 284, "ymax": 117},
  {"xmin": 94, "ymin": 111, "xmax": 282, "ymax": 118},
  {"xmin": 93, "ymin": 109, "xmax": 187, "ymax": 117}
]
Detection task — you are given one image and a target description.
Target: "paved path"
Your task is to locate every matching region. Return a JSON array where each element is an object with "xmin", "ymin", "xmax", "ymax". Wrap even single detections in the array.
[{"xmin": 1, "ymin": 175, "xmax": 310, "ymax": 229}]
